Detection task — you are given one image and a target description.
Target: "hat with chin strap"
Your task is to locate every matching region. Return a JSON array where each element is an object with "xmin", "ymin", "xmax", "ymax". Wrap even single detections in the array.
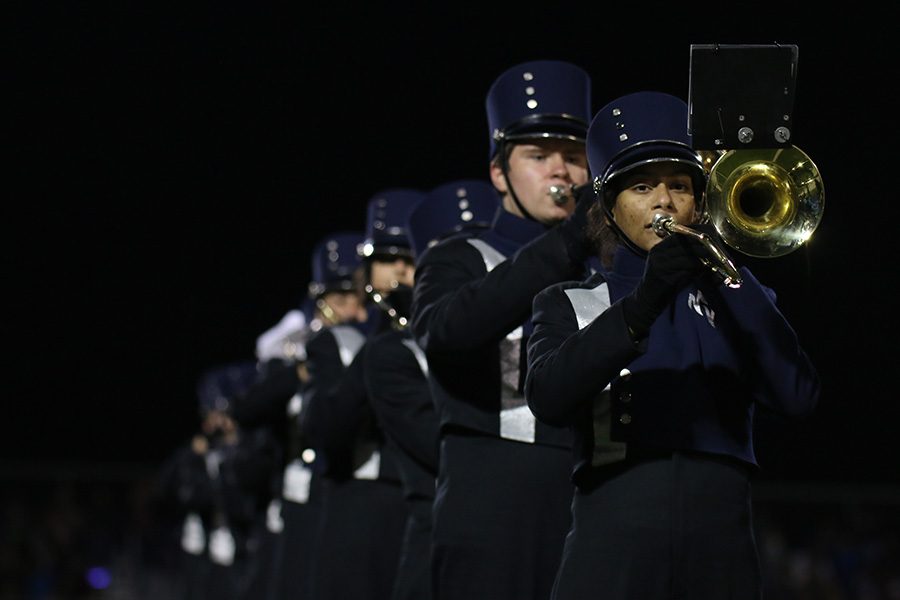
[
  {"xmin": 587, "ymin": 91, "xmax": 707, "ymax": 213},
  {"xmin": 486, "ymin": 60, "xmax": 592, "ymax": 160},
  {"xmin": 407, "ymin": 179, "xmax": 499, "ymax": 259},
  {"xmin": 359, "ymin": 188, "xmax": 426, "ymax": 261},
  {"xmin": 308, "ymin": 231, "xmax": 364, "ymax": 298},
  {"xmin": 196, "ymin": 360, "xmax": 259, "ymax": 413}
]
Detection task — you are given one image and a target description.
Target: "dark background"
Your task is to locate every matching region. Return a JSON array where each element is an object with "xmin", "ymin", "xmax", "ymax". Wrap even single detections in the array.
[{"xmin": 7, "ymin": 5, "xmax": 897, "ymax": 487}]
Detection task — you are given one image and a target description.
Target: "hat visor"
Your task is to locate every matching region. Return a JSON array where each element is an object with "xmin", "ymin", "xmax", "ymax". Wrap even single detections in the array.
[
  {"xmin": 601, "ymin": 142, "xmax": 703, "ymax": 186},
  {"xmin": 502, "ymin": 114, "xmax": 588, "ymax": 144},
  {"xmin": 308, "ymin": 279, "xmax": 356, "ymax": 298},
  {"xmin": 366, "ymin": 244, "xmax": 414, "ymax": 261}
]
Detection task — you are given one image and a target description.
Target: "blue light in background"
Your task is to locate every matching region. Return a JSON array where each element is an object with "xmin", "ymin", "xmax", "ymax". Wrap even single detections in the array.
[{"xmin": 85, "ymin": 566, "xmax": 112, "ymax": 590}]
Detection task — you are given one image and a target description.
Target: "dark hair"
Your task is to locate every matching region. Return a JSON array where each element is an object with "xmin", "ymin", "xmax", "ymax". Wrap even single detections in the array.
[
  {"xmin": 490, "ymin": 140, "xmax": 516, "ymax": 168},
  {"xmin": 586, "ymin": 201, "xmax": 619, "ymax": 269},
  {"xmin": 587, "ymin": 169, "xmax": 708, "ymax": 269}
]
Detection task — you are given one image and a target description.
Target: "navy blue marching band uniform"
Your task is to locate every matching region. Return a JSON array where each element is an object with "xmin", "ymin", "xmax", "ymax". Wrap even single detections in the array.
[
  {"xmin": 409, "ymin": 60, "xmax": 596, "ymax": 600},
  {"xmin": 159, "ymin": 361, "xmax": 280, "ymax": 600},
  {"xmin": 525, "ymin": 92, "xmax": 821, "ymax": 598},
  {"xmin": 284, "ymin": 230, "xmax": 367, "ymax": 600},
  {"xmin": 301, "ymin": 192, "xmax": 423, "ymax": 600},
  {"xmin": 363, "ymin": 179, "xmax": 498, "ymax": 600}
]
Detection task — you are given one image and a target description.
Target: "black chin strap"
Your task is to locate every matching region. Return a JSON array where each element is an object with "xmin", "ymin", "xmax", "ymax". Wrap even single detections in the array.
[{"xmin": 499, "ymin": 142, "xmax": 539, "ymax": 223}]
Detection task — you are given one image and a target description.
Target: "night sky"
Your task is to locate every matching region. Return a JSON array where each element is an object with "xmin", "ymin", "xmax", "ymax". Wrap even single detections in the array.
[{"xmin": 8, "ymin": 5, "xmax": 896, "ymax": 486}]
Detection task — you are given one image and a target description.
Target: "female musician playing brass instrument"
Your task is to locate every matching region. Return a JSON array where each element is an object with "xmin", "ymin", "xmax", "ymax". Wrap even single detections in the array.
[{"xmin": 524, "ymin": 91, "xmax": 821, "ymax": 600}]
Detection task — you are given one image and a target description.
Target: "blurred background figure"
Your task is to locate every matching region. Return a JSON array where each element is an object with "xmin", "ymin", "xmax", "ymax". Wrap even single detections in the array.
[
  {"xmin": 364, "ymin": 179, "xmax": 498, "ymax": 600},
  {"xmin": 406, "ymin": 179, "xmax": 498, "ymax": 258},
  {"xmin": 292, "ymin": 230, "xmax": 379, "ymax": 599},
  {"xmin": 300, "ymin": 191, "xmax": 423, "ymax": 600},
  {"xmin": 359, "ymin": 188, "xmax": 424, "ymax": 336},
  {"xmin": 155, "ymin": 360, "xmax": 279, "ymax": 600},
  {"xmin": 256, "ymin": 232, "xmax": 368, "ymax": 600},
  {"xmin": 225, "ymin": 299, "xmax": 314, "ymax": 600}
]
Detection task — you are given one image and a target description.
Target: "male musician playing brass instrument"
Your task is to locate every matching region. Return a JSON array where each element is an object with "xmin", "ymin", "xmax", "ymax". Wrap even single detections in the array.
[
  {"xmin": 410, "ymin": 59, "xmax": 597, "ymax": 600},
  {"xmin": 270, "ymin": 231, "xmax": 369, "ymax": 600},
  {"xmin": 302, "ymin": 191, "xmax": 424, "ymax": 600},
  {"xmin": 525, "ymin": 91, "xmax": 821, "ymax": 599},
  {"xmin": 364, "ymin": 179, "xmax": 498, "ymax": 600},
  {"xmin": 359, "ymin": 188, "xmax": 424, "ymax": 333}
]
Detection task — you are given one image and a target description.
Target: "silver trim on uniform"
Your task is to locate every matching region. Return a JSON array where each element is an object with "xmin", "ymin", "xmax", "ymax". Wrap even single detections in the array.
[
  {"xmin": 563, "ymin": 283, "xmax": 612, "ymax": 330},
  {"xmin": 330, "ymin": 325, "xmax": 366, "ymax": 367},
  {"xmin": 467, "ymin": 238, "xmax": 507, "ymax": 272},
  {"xmin": 466, "ymin": 237, "xmax": 537, "ymax": 443},
  {"xmin": 499, "ymin": 404, "xmax": 536, "ymax": 444},
  {"xmin": 402, "ymin": 338, "xmax": 429, "ymax": 377}
]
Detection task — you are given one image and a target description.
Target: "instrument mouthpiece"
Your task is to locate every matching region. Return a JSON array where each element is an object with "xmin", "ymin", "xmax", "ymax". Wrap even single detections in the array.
[
  {"xmin": 548, "ymin": 184, "xmax": 574, "ymax": 205},
  {"xmin": 651, "ymin": 213, "xmax": 675, "ymax": 237}
]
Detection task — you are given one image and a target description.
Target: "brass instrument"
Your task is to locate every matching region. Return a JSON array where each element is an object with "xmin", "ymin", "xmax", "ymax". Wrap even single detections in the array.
[
  {"xmin": 365, "ymin": 284, "xmax": 408, "ymax": 330},
  {"xmin": 703, "ymin": 145, "xmax": 824, "ymax": 258},
  {"xmin": 550, "ymin": 182, "xmax": 598, "ymax": 207},
  {"xmin": 548, "ymin": 184, "xmax": 576, "ymax": 205},
  {"xmin": 652, "ymin": 213, "xmax": 743, "ymax": 288},
  {"xmin": 315, "ymin": 297, "xmax": 339, "ymax": 326},
  {"xmin": 654, "ymin": 144, "xmax": 824, "ymax": 287}
]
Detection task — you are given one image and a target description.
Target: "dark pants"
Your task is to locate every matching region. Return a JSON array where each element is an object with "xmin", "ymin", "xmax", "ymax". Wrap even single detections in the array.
[
  {"xmin": 553, "ymin": 451, "xmax": 761, "ymax": 600},
  {"xmin": 431, "ymin": 433, "xmax": 573, "ymax": 600},
  {"xmin": 309, "ymin": 478, "xmax": 408, "ymax": 600},
  {"xmin": 391, "ymin": 497, "xmax": 434, "ymax": 600},
  {"xmin": 177, "ymin": 551, "xmax": 210, "ymax": 600},
  {"xmin": 268, "ymin": 500, "xmax": 320, "ymax": 600}
]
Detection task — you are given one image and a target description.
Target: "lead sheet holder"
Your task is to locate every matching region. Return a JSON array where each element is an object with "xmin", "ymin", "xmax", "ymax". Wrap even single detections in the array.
[{"xmin": 688, "ymin": 43, "xmax": 799, "ymax": 150}]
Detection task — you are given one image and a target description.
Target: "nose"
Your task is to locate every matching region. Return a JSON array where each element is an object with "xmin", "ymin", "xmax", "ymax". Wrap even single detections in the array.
[
  {"xmin": 652, "ymin": 183, "xmax": 676, "ymax": 209},
  {"xmin": 547, "ymin": 152, "xmax": 569, "ymax": 178}
]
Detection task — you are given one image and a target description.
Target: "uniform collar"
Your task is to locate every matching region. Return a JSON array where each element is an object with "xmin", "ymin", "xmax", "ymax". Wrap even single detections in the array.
[
  {"xmin": 612, "ymin": 243, "xmax": 646, "ymax": 278},
  {"xmin": 491, "ymin": 206, "xmax": 548, "ymax": 246}
]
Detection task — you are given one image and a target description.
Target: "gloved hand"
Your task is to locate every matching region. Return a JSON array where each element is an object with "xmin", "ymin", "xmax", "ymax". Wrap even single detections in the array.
[
  {"xmin": 686, "ymin": 221, "xmax": 742, "ymax": 287},
  {"xmin": 621, "ymin": 232, "xmax": 708, "ymax": 339},
  {"xmin": 557, "ymin": 183, "xmax": 598, "ymax": 264}
]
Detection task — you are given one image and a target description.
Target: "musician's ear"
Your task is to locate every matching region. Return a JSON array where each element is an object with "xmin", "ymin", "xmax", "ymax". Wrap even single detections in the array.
[{"xmin": 489, "ymin": 160, "xmax": 507, "ymax": 194}]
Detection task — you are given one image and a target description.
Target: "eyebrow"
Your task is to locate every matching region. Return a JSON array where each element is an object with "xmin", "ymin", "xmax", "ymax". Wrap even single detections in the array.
[
  {"xmin": 623, "ymin": 170, "xmax": 692, "ymax": 184},
  {"xmin": 518, "ymin": 140, "xmax": 584, "ymax": 152}
]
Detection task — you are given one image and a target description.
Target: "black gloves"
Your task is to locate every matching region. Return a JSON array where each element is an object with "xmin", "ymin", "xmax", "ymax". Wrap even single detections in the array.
[
  {"xmin": 621, "ymin": 232, "xmax": 709, "ymax": 339},
  {"xmin": 557, "ymin": 183, "xmax": 597, "ymax": 264}
]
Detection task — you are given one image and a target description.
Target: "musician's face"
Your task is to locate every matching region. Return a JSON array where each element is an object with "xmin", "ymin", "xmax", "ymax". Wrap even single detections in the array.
[
  {"xmin": 490, "ymin": 139, "xmax": 589, "ymax": 226},
  {"xmin": 611, "ymin": 163, "xmax": 697, "ymax": 252},
  {"xmin": 369, "ymin": 257, "xmax": 415, "ymax": 293},
  {"xmin": 320, "ymin": 291, "xmax": 367, "ymax": 323}
]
